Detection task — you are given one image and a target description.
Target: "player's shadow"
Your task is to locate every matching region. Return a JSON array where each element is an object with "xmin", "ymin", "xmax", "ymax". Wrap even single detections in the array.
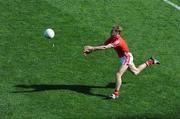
[{"xmin": 13, "ymin": 82, "xmax": 126, "ymax": 98}]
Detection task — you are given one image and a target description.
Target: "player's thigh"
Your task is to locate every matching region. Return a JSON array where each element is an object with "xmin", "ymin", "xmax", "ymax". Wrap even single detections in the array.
[{"xmin": 128, "ymin": 64, "xmax": 138, "ymax": 73}]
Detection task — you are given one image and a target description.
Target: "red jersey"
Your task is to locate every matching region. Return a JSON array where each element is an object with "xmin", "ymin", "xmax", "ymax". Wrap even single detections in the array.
[{"xmin": 104, "ymin": 35, "xmax": 129, "ymax": 57}]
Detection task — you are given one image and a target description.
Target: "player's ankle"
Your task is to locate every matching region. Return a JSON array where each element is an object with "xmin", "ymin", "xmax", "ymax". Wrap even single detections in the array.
[
  {"xmin": 146, "ymin": 59, "xmax": 154, "ymax": 66},
  {"xmin": 114, "ymin": 89, "xmax": 119, "ymax": 96}
]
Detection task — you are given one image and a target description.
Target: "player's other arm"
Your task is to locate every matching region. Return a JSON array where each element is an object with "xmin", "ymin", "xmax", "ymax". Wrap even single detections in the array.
[
  {"xmin": 88, "ymin": 44, "xmax": 113, "ymax": 50},
  {"xmin": 83, "ymin": 44, "xmax": 113, "ymax": 55}
]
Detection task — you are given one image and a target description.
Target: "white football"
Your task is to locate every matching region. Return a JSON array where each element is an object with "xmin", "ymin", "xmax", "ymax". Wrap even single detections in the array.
[{"xmin": 44, "ymin": 28, "xmax": 55, "ymax": 39}]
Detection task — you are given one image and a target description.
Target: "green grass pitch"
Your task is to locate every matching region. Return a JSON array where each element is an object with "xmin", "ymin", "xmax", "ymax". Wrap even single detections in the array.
[{"xmin": 0, "ymin": 0, "xmax": 180, "ymax": 119}]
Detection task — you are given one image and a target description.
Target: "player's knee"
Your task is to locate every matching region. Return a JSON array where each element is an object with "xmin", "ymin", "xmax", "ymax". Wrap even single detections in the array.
[
  {"xmin": 132, "ymin": 71, "xmax": 139, "ymax": 76},
  {"xmin": 116, "ymin": 72, "xmax": 122, "ymax": 78}
]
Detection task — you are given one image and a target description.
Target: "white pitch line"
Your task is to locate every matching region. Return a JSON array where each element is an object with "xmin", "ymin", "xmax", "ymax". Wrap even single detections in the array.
[{"xmin": 163, "ymin": 0, "xmax": 180, "ymax": 10}]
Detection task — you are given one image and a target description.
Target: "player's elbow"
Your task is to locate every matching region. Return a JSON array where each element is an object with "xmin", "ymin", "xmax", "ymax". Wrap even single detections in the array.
[
  {"xmin": 103, "ymin": 45, "xmax": 112, "ymax": 49},
  {"xmin": 100, "ymin": 46, "xmax": 107, "ymax": 50},
  {"xmin": 103, "ymin": 46, "xmax": 107, "ymax": 49}
]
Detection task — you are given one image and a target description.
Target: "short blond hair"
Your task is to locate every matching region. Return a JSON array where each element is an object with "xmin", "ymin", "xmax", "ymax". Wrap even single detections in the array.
[{"xmin": 112, "ymin": 25, "xmax": 123, "ymax": 34}]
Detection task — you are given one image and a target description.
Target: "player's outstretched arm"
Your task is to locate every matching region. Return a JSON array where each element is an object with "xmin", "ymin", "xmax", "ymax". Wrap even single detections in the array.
[{"xmin": 83, "ymin": 44, "xmax": 113, "ymax": 56}]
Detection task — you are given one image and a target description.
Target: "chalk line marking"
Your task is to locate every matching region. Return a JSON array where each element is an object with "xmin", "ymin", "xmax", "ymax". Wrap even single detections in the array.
[{"xmin": 163, "ymin": 0, "xmax": 180, "ymax": 10}]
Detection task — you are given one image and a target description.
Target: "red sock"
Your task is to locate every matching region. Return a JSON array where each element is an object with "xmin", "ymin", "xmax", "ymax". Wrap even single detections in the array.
[
  {"xmin": 114, "ymin": 89, "xmax": 119, "ymax": 96},
  {"xmin": 146, "ymin": 59, "xmax": 154, "ymax": 66}
]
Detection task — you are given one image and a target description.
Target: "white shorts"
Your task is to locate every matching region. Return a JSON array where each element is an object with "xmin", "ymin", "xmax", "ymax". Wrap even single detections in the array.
[{"xmin": 120, "ymin": 52, "xmax": 135, "ymax": 67}]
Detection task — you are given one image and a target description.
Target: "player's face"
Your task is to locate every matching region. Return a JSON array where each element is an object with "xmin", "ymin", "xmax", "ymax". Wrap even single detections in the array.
[{"xmin": 111, "ymin": 29, "xmax": 118, "ymax": 38}]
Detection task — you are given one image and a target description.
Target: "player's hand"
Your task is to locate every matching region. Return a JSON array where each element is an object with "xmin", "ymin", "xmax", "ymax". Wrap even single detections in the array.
[{"xmin": 83, "ymin": 46, "xmax": 93, "ymax": 56}]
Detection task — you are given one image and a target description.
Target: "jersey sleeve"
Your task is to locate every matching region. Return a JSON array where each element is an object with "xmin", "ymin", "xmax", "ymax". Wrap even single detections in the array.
[
  {"xmin": 104, "ymin": 37, "xmax": 120, "ymax": 48},
  {"xmin": 111, "ymin": 40, "xmax": 120, "ymax": 48}
]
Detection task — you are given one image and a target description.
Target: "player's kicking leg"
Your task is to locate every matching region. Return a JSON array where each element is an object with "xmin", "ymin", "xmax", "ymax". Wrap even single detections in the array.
[{"xmin": 129, "ymin": 57, "xmax": 160, "ymax": 75}]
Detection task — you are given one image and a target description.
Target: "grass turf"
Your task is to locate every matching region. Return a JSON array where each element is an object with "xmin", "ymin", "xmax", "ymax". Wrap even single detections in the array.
[{"xmin": 0, "ymin": 0, "xmax": 180, "ymax": 119}]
